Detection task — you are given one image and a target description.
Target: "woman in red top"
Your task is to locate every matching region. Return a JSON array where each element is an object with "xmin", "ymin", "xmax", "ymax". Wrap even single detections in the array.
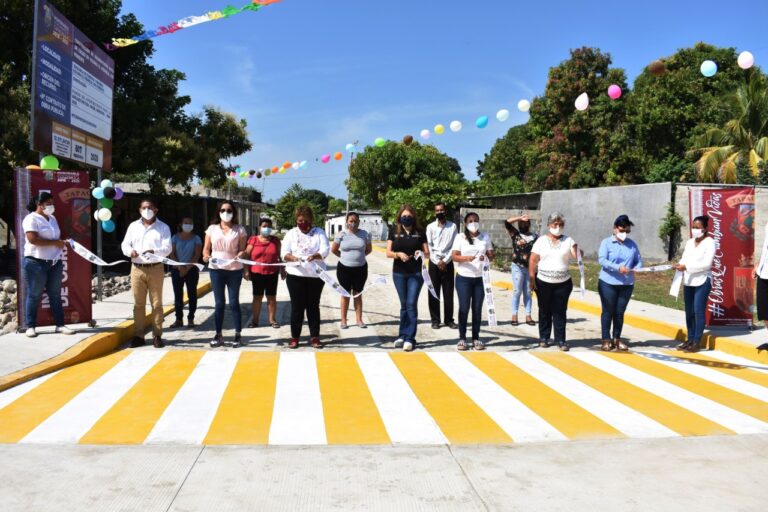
[{"xmin": 244, "ymin": 218, "xmax": 285, "ymax": 328}]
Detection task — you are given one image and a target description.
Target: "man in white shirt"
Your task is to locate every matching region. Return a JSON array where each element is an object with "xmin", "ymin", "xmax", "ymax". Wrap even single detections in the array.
[
  {"xmin": 426, "ymin": 202, "xmax": 458, "ymax": 329},
  {"xmin": 120, "ymin": 199, "xmax": 172, "ymax": 348}
]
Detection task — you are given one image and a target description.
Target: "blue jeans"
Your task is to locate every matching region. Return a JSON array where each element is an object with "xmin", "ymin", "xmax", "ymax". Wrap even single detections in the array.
[
  {"xmin": 171, "ymin": 267, "xmax": 199, "ymax": 322},
  {"xmin": 392, "ymin": 272, "xmax": 423, "ymax": 342},
  {"xmin": 455, "ymin": 275, "xmax": 485, "ymax": 341},
  {"xmin": 210, "ymin": 269, "xmax": 243, "ymax": 334},
  {"xmin": 598, "ymin": 280, "xmax": 634, "ymax": 340},
  {"xmin": 22, "ymin": 257, "xmax": 65, "ymax": 328},
  {"xmin": 510, "ymin": 264, "xmax": 532, "ymax": 316},
  {"xmin": 684, "ymin": 278, "xmax": 712, "ymax": 343}
]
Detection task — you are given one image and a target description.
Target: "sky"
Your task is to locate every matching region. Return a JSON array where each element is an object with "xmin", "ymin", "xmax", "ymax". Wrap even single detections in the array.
[{"xmin": 119, "ymin": 0, "xmax": 768, "ymax": 203}]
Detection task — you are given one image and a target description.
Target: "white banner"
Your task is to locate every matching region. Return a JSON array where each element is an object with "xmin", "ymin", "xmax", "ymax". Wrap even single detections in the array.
[
  {"xmin": 68, "ymin": 239, "xmax": 129, "ymax": 266},
  {"xmin": 142, "ymin": 252, "xmax": 204, "ymax": 270},
  {"xmin": 669, "ymin": 270, "xmax": 684, "ymax": 298},
  {"xmin": 414, "ymin": 251, "xmax": 440, "ymax": 300},
  {"xmin": 478, "ymin": 256, "xmax": 498, "ymax": 327},
  {"xmin": 635, "ymin": 264, "xmax": 674, "ymax": 273},
  {"xmin": 577, "ymin": 251, "xmax": 586, "ymax": 298}
]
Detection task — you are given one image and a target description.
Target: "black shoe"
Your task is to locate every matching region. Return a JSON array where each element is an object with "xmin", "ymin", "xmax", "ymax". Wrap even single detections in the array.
[
  {"xmin": 558, "ymin": 342, "xmax": 570, "ymax": 352},
  {"xmin": 431, "ymin": 322, "xmax": 440, "ymax": 329},
  {"xmin": 169, "ymin": 319, "xmax": 183, "ymax": 328},
  {"xmin": 539, "ymin": 339, "xmax": 551, "ymax": 348},
  {"xmin": 232, "ymin": 333, "xmax": 242, "ymax": 348},
  {"xmin": 153, "ymin": 335, "xmax": 165, "ymax": 348},
  {"xmin": 210, "ymin": 334, "xmax": 223, "ymax": 348},
  {"xmin": 446, "ymin": 321, "xmax": 458, "ymax": 329},
  {"xmin": 130, "ymin": 336, "xmax": 145, "ymax": 348}
]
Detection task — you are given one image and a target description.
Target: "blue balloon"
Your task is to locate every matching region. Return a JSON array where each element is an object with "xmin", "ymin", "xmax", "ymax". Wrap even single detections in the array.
[
  {"xmin": 700, "ymin": 60, "xmax": 717, "ymax": 77},
  {"xmin": 100, "ymin": 179, "xmax": 113, "ymax": 189},
  {"xmin": 101, "ymin": 219, "xmax": 115, "ymax": 232},
  {"xmin": 92, "ymin": 187, "xmax": 104, "ymax": 199},
  {"xmin": 476, "ymin": 116, "xmax": 489, "ymax": 129}
]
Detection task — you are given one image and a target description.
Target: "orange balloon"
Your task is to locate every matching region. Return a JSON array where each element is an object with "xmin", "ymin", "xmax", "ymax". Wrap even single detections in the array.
[
  {"xmin": 283, "ymin": 161, "xmax": 291, "ymax": 169},
  {"xmin": 271, "ymin": 166, "xmax": 279, "ymax": 173},
  {"xmin": 334, "ymin": 152, "xmax": 343, "ymax": 161}
]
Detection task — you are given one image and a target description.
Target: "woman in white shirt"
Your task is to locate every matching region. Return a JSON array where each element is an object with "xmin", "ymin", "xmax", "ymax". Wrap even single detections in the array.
[
  {"xmin": 21, "ymin": 192, "xmax": 75, "ymax": 337},
  {"xmin": 674, "ymin": 216, "xmax": 715, "ymax": 353},
  {"xmin": 451, "ymin": 212, "xmax": 494, "ymax": 350},
  {"xmin": 281, "ymin": 205, "xmax": 330, "ymax": 349},
  {"xmin": 529, "ymin": 212, "xmax": 581, "ymax": 351}
]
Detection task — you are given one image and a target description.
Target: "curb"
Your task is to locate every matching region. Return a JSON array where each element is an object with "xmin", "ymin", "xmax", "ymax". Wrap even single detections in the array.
[
  {"xmin": 492, "ymin": 280, "xmax": 768, "ymax": 364},
  {"xmin": 0, "ymin": 280, "xmax": 213, "ymax": 393}
]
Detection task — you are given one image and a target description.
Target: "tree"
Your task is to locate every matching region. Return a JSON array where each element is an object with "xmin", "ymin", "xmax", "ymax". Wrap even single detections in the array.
[
  {"xmin": 475, "ymin": 124, "xmax": 532, "ymax": 194},
  {"xmin": 645, "ymin": 155, "xmax": 694, "ymax": 183},
  {"xmin": 380, "ymin": 177, "xmax": 467, "ymax": 224},
  {"xmin": 273, "ymin": 184, "xmax": 334, "ymax": 229},
  {"xmin": 327, "ymin": 198, "xmax": 347, "ymax": 216}
]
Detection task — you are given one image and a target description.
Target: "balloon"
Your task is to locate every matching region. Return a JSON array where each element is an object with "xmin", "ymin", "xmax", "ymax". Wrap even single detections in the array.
[
  {"xmin": 248, "ymin": 169, "xmax": 256, "ymax": 176},
  {"xmin": 92, "ymin": 187, "xmax": 104, "ymax": 199},
  {"xmin": 607, "ymin": 84, "xmax": 622, "ymax": 100},
  {"xmin": 40, "ymin": 155, "xmax": 59, "ymax": 170},
  {"xmin": 403, "ymin": 135, "xmax": 414, "ymax": 146},
  {"xmin": 333, "ymin": 152, "xmax": 343, "ymax": 161},
  {"xmin": 265, "ymin": 169, "xmax": 271, "ymax": 176},
  {"xmin": 299, "ymin": 160, "xmax": 308, "ymax": 170},
  {"xmin": 700, "ymin": 60, "xmax": 717, "ymax": 77},
  {"xmin": 292, "ymin": 162, "xmax": 300, "ymax": 170},
  {"xmin": 649, "ymin": 60, "xmax": 666, "ymax": 76},
  {"xmin": 93, "ymin": 210, "xmax": 100, "ymax": 222},
  {"xmin": 496, "ymin": 109, "xmax": 510, "ymax": 122},
  {"xmin": 345, "ymin": 143, "xmax": 356, "ymax": 152},
  {"xmin": 279, "ymin": 168, "xmax": 286, "ymax": 174},
  {"xmin": 271, "ymin": 166, "xmax": 279, "ymax": 173},
  {"xmin": 103, "ymin": 186, "xmax": 116, "ymax": 199},
  {"xmin": 256, "ymin": 172, "xmax": 262, "ymax": 179},
  {"xmin": 574, "ymin": 92, "xmax": 590, "ymax": 111},
  {"xmin": 101, "ymin": 219, "xmax": 115, "ymax": 233},
  {"xmin": 282, "ymin": 161, "xmax": 291, "ymax": 169},
  {"xmin": 449, "ymin": 120, "xmax": 462, "ymax": 132},
  {"xmin": 321, "ymin": 154, "xmax": 331, "ymax": 163},
  {"xmin": 738, "ymin": 51, "xmax": 755, "ymax": 70},
  {"xmin": 97, "ymin": 208, "xmax": 112, "ymax": 221},
  {"xmin": 100, "ymin": 179, "xmax": 113, "ymax": 189},
  {"xmin": 420, "ymin": 129, "xmax": 431, "ymax": 140},
  {"xmin": 374, "ymin": 137, "xmax": 387, "ymax": 147},
  {"xmin": 100, "ymin": 198, "xmax": 114, "ymax": 209},
  {"xmin": 517, "ymin": 100, "xmax": 531, "ymax": 113},
  {"xmin": 114, "ymin": 187, "xmax": 124, "ymax": 200},
  {"xmin": 26, "ymin": 165, "xmax": 42, "ymax": 170},
  {"xmin": 434, "ymin": 124, "xmax": 445, "ymax": 135},
  {"xmin": 475, "ymin": 116, "xmax": 489, "ymax": 129}
]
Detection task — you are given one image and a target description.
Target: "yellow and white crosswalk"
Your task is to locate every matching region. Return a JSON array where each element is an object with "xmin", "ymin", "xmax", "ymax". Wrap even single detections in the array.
[{"xmin": 0, "ymin": 349, "xmax": 766, "ymax": 445}]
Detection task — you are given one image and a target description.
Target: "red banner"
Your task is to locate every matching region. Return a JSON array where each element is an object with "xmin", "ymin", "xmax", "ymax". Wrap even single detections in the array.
[
  {"xmin": 689, "ymin": 187, "xmax": 755, "ymax": 327},
  {"xmin": 15, "ymin": 168, "xmax": 92, "ymax": 327}
]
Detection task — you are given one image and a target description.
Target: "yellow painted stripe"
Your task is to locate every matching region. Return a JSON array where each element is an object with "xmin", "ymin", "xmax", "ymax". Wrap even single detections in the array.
[
  {"xmin": 601, "ymin": 352, "xmax": 768, "ymax": 423},
  {"xmin": 535, "ymin": 352, "xmax": 733, "ymax": 437},
  {"xmin": 316, "ymin": 352, "xmax": 390, "ymax": 445},
  {"xmin": 0, "ymin": 350, "xmax": 130, "ymax": 443},
  {"xmin": 390, "ymin": 353, "xmax": 511, "ymax": 444},
  {"xmin": 80, "ymin": 351, "xmax": 203, "ymax": 445},
  {"xmin": 658, "ymin": 350, "xmax": 768, "ymax": 389},
  {"xmin": 204, "ymin": 352, "xmax": 280, "ymax": 445},
  {"xmin": 465, "ymin": 353, "xmax": 622, "ymax": 439}
]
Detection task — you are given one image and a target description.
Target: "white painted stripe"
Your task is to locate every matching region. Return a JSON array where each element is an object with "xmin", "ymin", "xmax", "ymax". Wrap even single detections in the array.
[
  {"xmin": 702, "ymin": 350, "xmax": 768, "ymax": 375},
  {"xmin": 355, "ymin": 353, "xmax": 447, "ymax": 445},
  {"xmin": 268, "ymin": 352, "xmax": 326, "ymax": 445},
  {"xmin": 501, "ymin": 353, "xmax": 677, "ymax": 439},
  {"xmin": 21, "ymin": 352, "xmax": 165, "ymax": 443},
  {"xmin": 429, "ymin": 353, "xmax": 566, "ymax": 442},
  {"xmin": 146, "ymin": 351, "xmax": 239, "ymax": 444},
  {"xmin": 641, "ymin": 350, "xmax": 768, "ymax": 403},
  {"xmin": 573, "ymin": 352, "xmax": 768, "ymax": 434},
  {"xmin": 0, "ymin": 372, "xmax": 57, "ymax": 411}
]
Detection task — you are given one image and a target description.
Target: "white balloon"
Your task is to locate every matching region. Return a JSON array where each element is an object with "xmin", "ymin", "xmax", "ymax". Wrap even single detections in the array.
[
  {"xmin": 97, "ymin": 208, "xmax": 112, "ymax": 221},
  {"xmin": 292, "ymin": 162, "xmax": 300, "ymax": 170},
  {"xmin": 420, "ymin": 129, "xmax": 431, "ymax": 140},
  {"xmin": 449, "ymin": 120, "xmax": 463, "ymax": 132},
  {"xmin": 574, "ymin": 92, "xmax": 589, "ymax": 111},
  {"xmin": 517, "ymin": 100, "xmax": 531, "ymax": 113},
  {"xmin": 100, "ymin": 179, "xmax": 113, "ymax": 189},
  {"xmin": 738, "ymin": 51, "xmax": 755, "ymax": 70},
  {"xmin": 496, "ymin": 109, "xmax": 510, "ymax": 122},
  {"xmin": 93, "ymin": 210, "xmax": 100, "ymax": 222}
]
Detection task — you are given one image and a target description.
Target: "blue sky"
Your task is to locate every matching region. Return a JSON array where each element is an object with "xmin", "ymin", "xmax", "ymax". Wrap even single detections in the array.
[{"xmin": 120, "ymin": 0, "xmax": 768, "ymax": 203}]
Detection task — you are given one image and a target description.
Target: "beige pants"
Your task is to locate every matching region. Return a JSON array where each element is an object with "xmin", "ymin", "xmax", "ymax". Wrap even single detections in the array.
[{"xmin": 131, "ymin": 264, "xmax": 165, "ymax": 337}]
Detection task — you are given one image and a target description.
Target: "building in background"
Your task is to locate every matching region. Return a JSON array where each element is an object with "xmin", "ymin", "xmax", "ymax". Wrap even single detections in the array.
[{"xmin": 325, "ymin": 211, "xmax": 388, "ymax": 241}]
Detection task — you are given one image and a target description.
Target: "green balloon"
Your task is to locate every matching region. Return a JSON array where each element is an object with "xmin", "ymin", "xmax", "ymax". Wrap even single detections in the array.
[
  {"xmin": 100, "ymin": 198, "xmax": 114, "ymax": 209},
  {"xmin": 40, "ymin": 155, "xmax": 59, "ymax": 170},
  {"xmin": 374, "ymin": 137, "xmax": 387, "ymax": 147},
  {"xmin": 265, "ymin": 169, "xmax": 271, "ymax": 176}
]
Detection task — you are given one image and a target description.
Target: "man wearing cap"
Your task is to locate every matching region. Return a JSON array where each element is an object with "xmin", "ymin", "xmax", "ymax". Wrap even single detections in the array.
[{"xmin": 596, "ymin": 214, "xmax": 642, "ymax": 352}]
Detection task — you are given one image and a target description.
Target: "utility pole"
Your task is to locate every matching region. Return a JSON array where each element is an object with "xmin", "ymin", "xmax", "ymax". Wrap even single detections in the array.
[{"xmin": 346, "ymin": 140, "xmax": 358, "ymax": 217}]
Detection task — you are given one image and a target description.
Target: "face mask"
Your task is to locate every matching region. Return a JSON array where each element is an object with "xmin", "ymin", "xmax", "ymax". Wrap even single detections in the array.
[
  {"xmin": 297, "ymin": 221, "xmax": 311, "ymax": 232},
  {"xmin": 260, "ymin": 227, "xmax": 272, "ymax": 236},
  {"xmin": 616, "ymin": 231, "xmax": 627, "ymax": 242},
  {"xmin": 467, "ymin": 222, "xmax": 480, "ymax": 233},
  {"xmin": 347, "ymin": 222, "xmax": 358, "ymax": 230},
  {"xmin": 435, "ymin": 212, "xmax": 446, "ymax": 221},
  {"xmin": 182, "ymin": 224, "xmax": 194, "ymax": 233},
  {"xmin": 220, "ymin": 212, "xmax": 233, "ymax": 222},
  {"xmin": 549, "ymin": 227, "xmax": 562, "ymax": 237},
  {"xmin": 691, "ymin": 228, "xmax": 704, "ymax": 238},
  {"xmin": 141, "ymin": 208, "xmax": 155, "ymax": 220},
  {"xmin": 43, "ymin": 205, "xmax": 55, "ymax": 216},
  {"xmin": 400, "ymin": 216, "xmax": 414, "ymax": 227}
]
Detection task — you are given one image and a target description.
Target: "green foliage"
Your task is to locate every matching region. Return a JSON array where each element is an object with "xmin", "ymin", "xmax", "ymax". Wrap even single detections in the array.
[
  {"xmin": 658, "ymin": 202, "xmax": 685, "ymax": 258},
  {"xmin": 645, "ymin": 155, "xmax": 693, "ymax": 183},
  {"xmin": 273, "ymin": 184, "xmax": 334, "ymax": 230},
  {"xmin": 735, "ymin": 157, "xmax": 757, "ymax": 185},
  {"xmin": 327, "ymin": 198, "xmax": 347, "ymax": 216},
  {"xmin": 759, "ymin": 160, "xmax": 768, "ymax": 186},
  {"xmin": 476, "ymin": 124, "xmax": 533, "ymax": 182},
  {"xmin": 380, "ymin": 177, "xmax": 467, "ymax": 224}
]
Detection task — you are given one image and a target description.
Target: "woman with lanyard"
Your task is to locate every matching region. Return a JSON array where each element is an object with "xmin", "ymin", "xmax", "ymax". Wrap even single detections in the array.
[
  {"xmin": 331, "ymin": 211, "xmax": 372, "ymax": 329},
  {"xmin": 281, "ymin": 205, "xmax": 330, "ymax": 349},
  {"xmin": 202, "ymin": 200, "xmax": 248, "ymax": 348},
  {"xmin": 597, "ymin": 215, "xmax": 642, "ymax": 352},
  {"xmin": 169, "ymin": 216, "xmax": 202, "ymax": 328},
  {"xmin": 244, "ymin": 217, "xmax": 284, "ymax": 329},
  {"xmin": 451, "ymin": 212, "xmax": 494, "ymax": 351},
  {"xmin": 386, "ymin": 205, "xmax": 429, "ymax": 352},
  {"xmin": 529, "ymin": 211, "xmax": 582, "ymax": 351},
  {"xmin": 505, "ymin": 213, "xmax": 537, "ymax": 327},
  {"xmin": 674, "ymin": 216, "xmax": 715, "ymax": 353},
  {"xmin": 21, "ymin": 192, "xmax": 75, "ymax": 337}
]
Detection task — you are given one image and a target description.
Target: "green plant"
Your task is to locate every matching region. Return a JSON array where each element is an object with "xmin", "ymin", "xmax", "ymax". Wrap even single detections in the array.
[{"xmin": 658, "ymin": 202, "xmax": 684, "ymax": 259}]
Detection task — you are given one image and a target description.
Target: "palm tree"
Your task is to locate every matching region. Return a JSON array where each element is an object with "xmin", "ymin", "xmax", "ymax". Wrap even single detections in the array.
[{"xmin": 688, "ymin": 75, "xmax": 768, "ymax": 183}]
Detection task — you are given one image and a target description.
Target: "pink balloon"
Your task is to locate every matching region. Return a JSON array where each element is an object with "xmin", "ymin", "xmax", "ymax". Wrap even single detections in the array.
[
  {"xmin": 608, "ymin": 84, "xmax": 622, "ymax": 100},
  {"xmin": 321, "ymin": 154, "xmax": 331, "ymax": 163}
]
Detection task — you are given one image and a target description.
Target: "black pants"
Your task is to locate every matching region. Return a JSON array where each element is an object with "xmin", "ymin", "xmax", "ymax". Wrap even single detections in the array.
[
  {"xmin": 171, "ymin": 267, "xmax": 199, "ymax": 322},
  {"xmin": 757, "ymin": 277, "xmax": 768, "ymax": 321},
  {"xmin": 428, "ymin": 261, "xmax": 454, "ymax": 324},
  {"xmin": 286, "ymin": 274, "xmax": 325, "ymax": 338},
  {"xmin": 535, "ymin": 278, "xmax": 573, "ymax": 343}
]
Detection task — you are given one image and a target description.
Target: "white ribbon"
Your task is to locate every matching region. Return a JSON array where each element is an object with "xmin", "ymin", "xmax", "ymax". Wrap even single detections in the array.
[
  {"xmin": 577, "ymin": 251, "xmax": 586, "ymax": 298},
  {"xmin": 301, "ymin": 260, "xmax": 351, "ymax": 297},
  {"xmin": 142, "ymin": 252, "xmax": 204, "ymax": 270},
  {"xmin": 669, "ymin": 270, "xmax": 684, "ymax": 298},
  {"xmin": 352, "ymin": 275, "xmax": 388, "ymax": 299},
  {"xmin": 209, "ymin": 257, "xmax": 300, "ymax": 267},
  {"xmin": 68, "ymin": 239, "xmax": 129, "ymax": 266},
  {"xmin": 478, "ymin": 256, "xmax": 498, "ymax": 327},
  {"xmin": 414, "ymin": 251, "xmax": 440, "ymax": 300},
  {"xmin": 635, "ymin": 264, "xmax": 674, "ymax": 273}
]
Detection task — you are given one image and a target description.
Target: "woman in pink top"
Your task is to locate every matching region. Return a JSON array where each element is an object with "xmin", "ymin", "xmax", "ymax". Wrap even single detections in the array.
[{"xmin": 202, "ymin": 200, "xmax": 248, "ymax": 347}]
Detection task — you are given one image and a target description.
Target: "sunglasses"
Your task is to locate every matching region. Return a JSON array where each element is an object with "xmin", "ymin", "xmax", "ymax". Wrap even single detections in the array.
[{"xmin": 220, "ymin": 209, "xmax": 233, "ymax": 213}]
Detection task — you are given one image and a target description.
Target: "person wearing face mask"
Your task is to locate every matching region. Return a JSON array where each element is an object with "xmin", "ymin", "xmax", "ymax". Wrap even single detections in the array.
[
  {"xmin": 451, "ymin": 212, "xmax": 494, "ymax": 350},
  {"xmin": 244, "ymin": 217, "xmax": 284, "ymax": 329},
  {"xmin": 281, "ymin": 205, "xmax": 330, "ymax": 349},
  {"xmin": 121, "ymin": 198, "xmax": 172, "ymax": 348},
  {"xmin": 529, "ymin": 211, "xmax": 582, "ymax": 351},
  {"xmin": 386, "ymin": 205, "xmax": 429, "ymax": 352},
  {"xmin": 426, "ymin": 202, "xmax": 458, "ymax": 330},
  {"xmin": 597, "ymin": 215, "xmax": 642, "ymax": 351},
  {"xmin": 169, "ymin": 216, "xmax": 202, "ymax": 328},
  {"xmin": 505, "ymin": 213, "xmax": 538, "ymax": 327},
  {"xmin": 331, "ymin": 212, "xmax": 372, "ymax": 329},
  {"xmin": 21, "ymin": 192, "xmax": 76, "ymax": 337},
  {"xmin": 674, "ymin": 216, "xmax": 715, "ymax": 353},
  {"xmin": 203, "ymin": 201, "xmax": 248, "ymax": 348}
]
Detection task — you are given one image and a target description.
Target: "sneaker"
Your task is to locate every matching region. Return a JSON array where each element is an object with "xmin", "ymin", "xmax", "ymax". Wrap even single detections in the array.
[
  {"xmin": 210, "ymin": 334, "xmax": 223, "ymax": 348},
  {"xmin": 55, "ymin": 325, "xmax": 76, "ymax": 335},
  {"xmin": 539, "ymin": 339, "xmax": 551, "ymax": 348},
  {"xmin": 403, "ymin": 341, "xmax": 414, "ymax": 352},
  {"xmin": 558, "ymin": 342, "xmax": 570, "ymax": 352},
  {"xmin": 431, "ymin": 322, "xmax": 440, "ymax": 330},
  {"xmin": 456, "ymin": 339, "xmax": 468, "ymax": 351},
  {"xmin": 287, "ymin": 338, "xmax": 299, "ymax": 349},
  {"xmin": 25, "ymin": 327, "xmax": 37, "ymax": 338},
  {"xmin": 311, "ymin": 337, "xmax": 323, "ymax": 349},
  {"xmin": 473, "ymin": 340, "xmax": 485, "ymax": 351},
  {"xmin": 188, "ymin": 317, "xmax": 195, "ymax": 328},
  {"xmin": 394, "ymin": 338, "xmax": 404, "ymax": 348},
  {"xmin": 231, "ymin": 333, "xmax": 242, "ymax": 348}
]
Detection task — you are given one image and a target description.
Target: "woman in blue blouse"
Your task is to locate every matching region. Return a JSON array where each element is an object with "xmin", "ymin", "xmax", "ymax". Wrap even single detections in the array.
[{"xmin": 597, "ymin": 215, "xmax": 642, "ymax": 352}]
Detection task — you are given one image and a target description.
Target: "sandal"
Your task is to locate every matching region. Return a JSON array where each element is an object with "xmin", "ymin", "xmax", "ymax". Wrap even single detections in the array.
[
  {"xmin": 526, "ymin": 320, "xmax": 536, "ymax": 326},
  {"xmin": 601, "ymin": 340, "xmax": 614, "ymax": 352},
  {"xmin": 473, "ymin": 340, "xmax": 485, "ymax": 351},
  {"xmin": 457, "ymin": 339, "xmax": 468, "ymax": 351},
  {"xmin": 615, "ymin": 338, "xmax": 629, "ymax": 352},
  {"xmin": 270, "ymin": 322, "xmax": 280, "ymax": 329},
  {"xmin": 558, "ymin": 342, "xmax": 570, "ymax": 352},
  {"xmin": 247, "ymin": 321, "xmax": 259, "ymax": 328},
  {"xmin": 357, "ymin": 322, "xmax": 367, "ymax": 329},
  {"xmin": 510, "ymin": 318, "xmax": 520, "ymax": 326},
  {"xmin": 539, "ymin": 340, "xmax": 551, "ymax": 348},
  {"xmin": 340, "ymin": 322, "xmax": 349, "ymax": 329}
]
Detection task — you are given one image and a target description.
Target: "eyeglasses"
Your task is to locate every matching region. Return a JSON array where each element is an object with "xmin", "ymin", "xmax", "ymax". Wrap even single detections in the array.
[{"xmin": 220, "ymin": 209, "xmax": 233, "ymax": 213}]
